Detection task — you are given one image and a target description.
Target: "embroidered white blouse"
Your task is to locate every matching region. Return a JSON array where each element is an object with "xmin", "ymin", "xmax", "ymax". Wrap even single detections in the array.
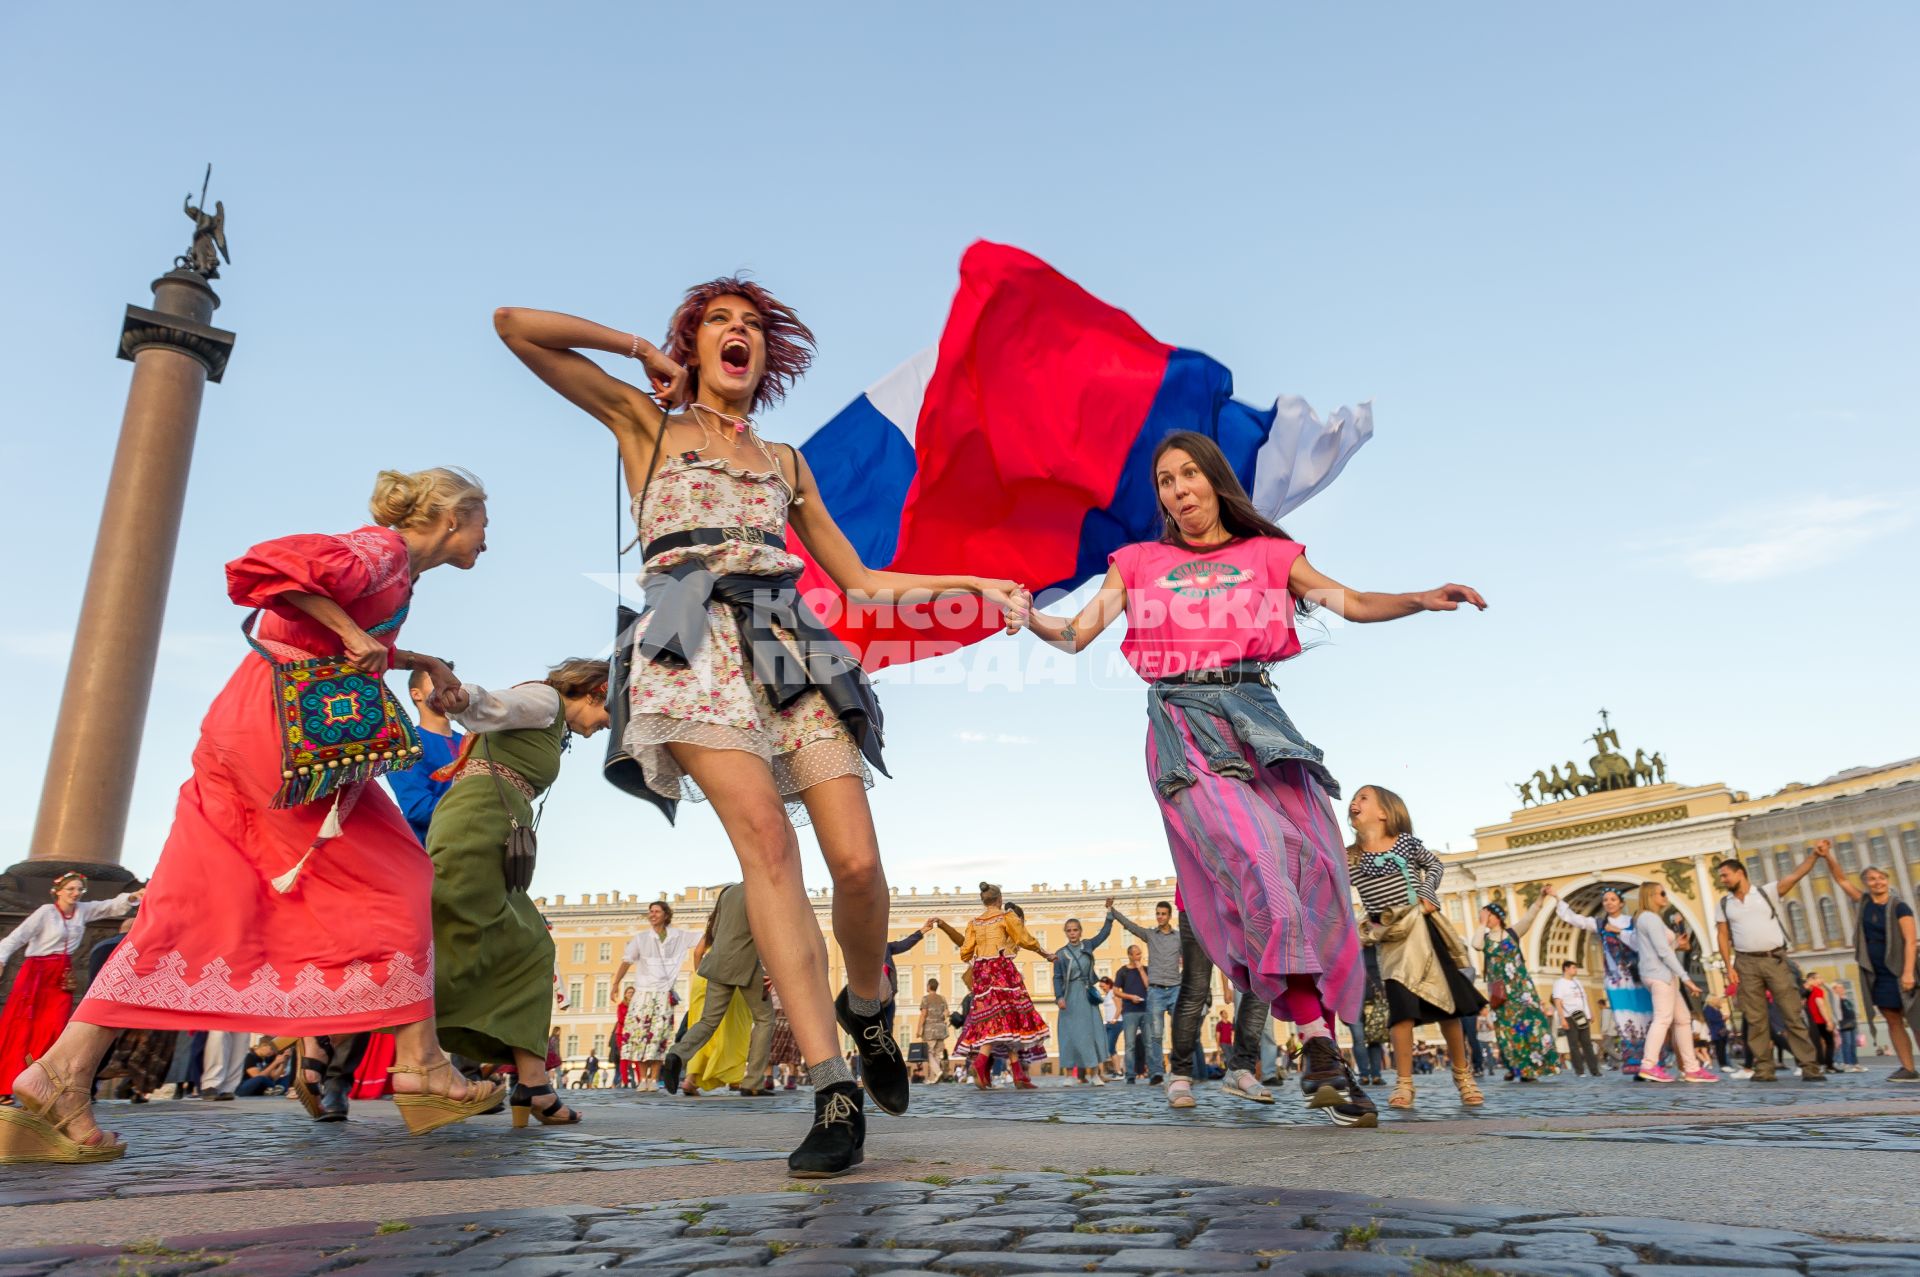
[{"xmin": 0, "ymin": 895, "xmax": 139, "ymax": 965}]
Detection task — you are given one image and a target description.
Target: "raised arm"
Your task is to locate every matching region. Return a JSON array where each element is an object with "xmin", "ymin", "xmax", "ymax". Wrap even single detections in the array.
[
  {"xmin": 1105, "ymin": 899, "xmax": 1150, "ymax": 941},
  {"xmin": 1286, "ymin": 553, "xmax": 1486, "ymax": 624},
  {"xmin": 930, "ymin": 918, "xmax": 967, "ymax": 948},
  {"xmin": 1512, "ymin": 893, "xmax": 1548, "ymax": 937},
  {"xmin": 1551, "ymin": 895, "xmax": 1599, "ymax": 935},
  {"xmin": 492, "ymin": 307, "xmax": 684, "ymax": 495},
  {"xmin": 1083, "ymin": 917, "xmax": 1115, "ymax": 952},
  {"xmin": 1026, "ymin": 567, "xmax": 1129, "ymax": 654},
  {"xmin": 785, "ymin": 449, "xmax": 1027, "ymax": 622},
  {"xmin": 1775, "ymin": 847, "xmax": 1821, "ymax": 897},
  {"xmin": 1813, "ymin": 841, "xmax": 1863, "ymax": 902}
]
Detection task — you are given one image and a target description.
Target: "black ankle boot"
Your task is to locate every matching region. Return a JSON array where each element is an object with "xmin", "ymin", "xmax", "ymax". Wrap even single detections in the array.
[
  {"xmin": 835, "ymin": 987, "xmax": 909, "ymax": 1116},
  {"xmin": 787, "ymin": 1081, "xmax": 865, "ymax": 1179}
]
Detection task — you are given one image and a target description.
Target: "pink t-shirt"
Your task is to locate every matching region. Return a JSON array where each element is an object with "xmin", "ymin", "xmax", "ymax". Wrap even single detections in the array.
[{"xmin": 1108, "ymin": 537, "xmax": 1307, "ymax": 681}]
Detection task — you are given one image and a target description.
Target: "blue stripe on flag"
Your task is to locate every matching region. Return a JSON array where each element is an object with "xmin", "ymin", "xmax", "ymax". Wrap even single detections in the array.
[{"xmin": 799, "ymin": 393, "xmax": 919, "ymax": 568}]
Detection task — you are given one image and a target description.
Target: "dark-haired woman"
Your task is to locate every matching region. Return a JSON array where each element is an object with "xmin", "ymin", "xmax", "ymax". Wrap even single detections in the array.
[
  {"xmin": 1345, "ymin": 785, "xmax": 1486, "ymax": 1110},
  {"xmin": 3, "ymin": 470, "xmax": 504, "ymax": 1165},
  {"xmin": 1023, "ymin": 431, "xmax": 1485, "ymax": 1129},
  {"xmin": 427, "ymin": 658, "xmax": 612, "ymax": 1128},
  {"xmin": 495, "ymin": 287, "xmax": 1027, "ymax": 1177}
]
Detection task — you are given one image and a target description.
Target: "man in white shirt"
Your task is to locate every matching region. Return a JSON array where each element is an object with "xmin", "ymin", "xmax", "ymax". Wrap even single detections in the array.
[
  {"xmin": 1715, "ymin": 849, "xmax": 1823, "ymax": 1083},
  {"xmin": 610, "ymin": 901, "xmax": 701, "ymax": 1091},
  {"xmin": 1550, "ymin": 961, "xmax": 1601, "ymax": 1076}
]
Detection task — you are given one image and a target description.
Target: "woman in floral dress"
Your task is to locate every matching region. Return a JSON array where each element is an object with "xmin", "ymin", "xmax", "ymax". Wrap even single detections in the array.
[{"xmin": 1477, "ymin": 899, "xmax": 1560, "ymax": 1081}]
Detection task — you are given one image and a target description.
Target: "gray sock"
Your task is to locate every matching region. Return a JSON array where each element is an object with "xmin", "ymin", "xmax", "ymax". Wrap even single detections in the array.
[
  {"xmin": 845, "ymin": 974, "xmax": 893, "ymax": 1020},
  {"xmin": 808, "ymin": 1056, "xmax": 854, "ymax": 1091}
]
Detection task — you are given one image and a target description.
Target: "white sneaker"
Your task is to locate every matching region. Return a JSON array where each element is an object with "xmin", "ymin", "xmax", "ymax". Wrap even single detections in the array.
[
  {"xmin": 1726, "ymin": 1067, "xmax": 1754, "ymax": 1079},
  {"xmin": 1222, "ymin": 1068, "xmax": 1274, "ymax": 1104},
  {"xmin": 1091, "ymin": 1074, "xmax": 1107, "ymax": 1086}
]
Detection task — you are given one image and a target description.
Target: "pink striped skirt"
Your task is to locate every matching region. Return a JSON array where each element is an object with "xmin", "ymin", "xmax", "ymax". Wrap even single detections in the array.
[{"xmin": 1145, "ymin": 712, "xmax": 1363, "ymax": 1026}]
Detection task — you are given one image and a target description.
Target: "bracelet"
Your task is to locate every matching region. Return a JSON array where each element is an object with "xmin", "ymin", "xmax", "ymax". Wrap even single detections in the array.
[{"xmin": 628, "ymin": 332, "xmax": 642, "ymax": 360}]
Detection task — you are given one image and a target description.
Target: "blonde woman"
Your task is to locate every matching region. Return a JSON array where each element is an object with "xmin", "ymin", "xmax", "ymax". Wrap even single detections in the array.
[
  {"xmin": 1345, "ymin": 785, "xmax": 1486, "ymax": 1109},
  {"xmin": 3, "ymin": 469, "xmax": 502, "ymax": 1165},
  {"xmin": 1631, "ymin": 882, "xmax": 1717, "ymax": 1084}
]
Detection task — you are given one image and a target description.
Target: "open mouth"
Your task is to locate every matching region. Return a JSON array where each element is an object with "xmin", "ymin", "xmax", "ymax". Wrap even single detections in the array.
[{"xmin": 719, "ymin": 338, "xmax": 751, "ymax": 376}]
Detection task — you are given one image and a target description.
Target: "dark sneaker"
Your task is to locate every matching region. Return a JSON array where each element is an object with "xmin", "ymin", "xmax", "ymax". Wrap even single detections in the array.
[
  {"xmin": 1801, "ymin": 1067, "xmax": 1827, "ymax": 1082},
  {"xmin": 1751, "ymin": 1071, "xmax": 1779, "ymax": 1082},
  {"xmin": 658, "ymin": 1052, "xmax": 684, "ymax": 1096},
  {"xmin": 318, "ymin": 1076, "xmax": 350, "ymax": 1123},
  {"xmin": 835, "ymin": 987, "xmax": 909, "ymax": 1117},
  {"xmin": 787, "ymin": 1082, "xmax": 865, "ymax": 1179},
  {"xmin": 1889, "ymin": 1068, "xmax": 1919, "ymax": 1083},
  {"xmin": 1323, "ymin": 1079, "xmax": 1380, "ymax": 1129},
  {"xmin": 1299, "ymin": 1037, "xmax": 1349, "ymax": 1109}
]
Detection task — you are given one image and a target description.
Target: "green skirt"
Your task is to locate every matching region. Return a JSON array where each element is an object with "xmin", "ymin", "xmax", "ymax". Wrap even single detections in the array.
[{"xmin": 427, "ymin": 777, "xmax": 554, "ymax": 1064}]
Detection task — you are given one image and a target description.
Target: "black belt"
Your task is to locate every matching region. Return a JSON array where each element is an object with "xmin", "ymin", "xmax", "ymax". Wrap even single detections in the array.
[
  {"xmin": 1155, "ymin": 661, "xmax": 1271, "ymax": 687},
  {"xmin": 644, "ymin": 527, "xmax": 786, "ymax": 560}
]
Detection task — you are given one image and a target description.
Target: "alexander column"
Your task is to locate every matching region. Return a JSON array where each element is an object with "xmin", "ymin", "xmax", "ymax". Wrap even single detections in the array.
[{"xmin": 0, "ymin": 179, "xmax": 237, "ymax": 940}]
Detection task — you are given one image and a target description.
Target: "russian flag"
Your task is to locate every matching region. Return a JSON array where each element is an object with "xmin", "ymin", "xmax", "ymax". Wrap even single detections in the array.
[{"xmin": 795, "ymin": 241, "xmax": 1373, "ymax": 669}]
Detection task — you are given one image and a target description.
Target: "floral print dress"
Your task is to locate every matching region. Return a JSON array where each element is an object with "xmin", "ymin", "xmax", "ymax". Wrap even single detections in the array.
[
  {"xmin": 624, "ymin": 448, "xmax": 868, "ymax": 811},
  {"xmin": 1481, "ymin": 906, "xmax": 1561, "ymax": 1080}
]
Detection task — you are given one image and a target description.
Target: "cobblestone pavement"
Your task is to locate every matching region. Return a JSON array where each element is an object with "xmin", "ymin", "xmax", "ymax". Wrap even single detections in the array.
[
  {"xmin": 4, "ymin": 1173, "xmax": 1918, "ymax": 1276},
  {"xmin": 0, "ymin": 1104, "xmax": 780, "ymax": 1208},
  {"xmin": 629, "ymin": 1065, "xmax": 1915, "ymax": 1127},
  {"xmin": 1508, "ymin": 1114, "xmax": 1920, "ymax": 1151}
]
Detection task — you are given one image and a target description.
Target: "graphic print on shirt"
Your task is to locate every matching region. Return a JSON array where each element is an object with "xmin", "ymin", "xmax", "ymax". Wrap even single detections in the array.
[{"xmin": 1154, "ymin": 560, "xmax": 1255, "ymax": 598}]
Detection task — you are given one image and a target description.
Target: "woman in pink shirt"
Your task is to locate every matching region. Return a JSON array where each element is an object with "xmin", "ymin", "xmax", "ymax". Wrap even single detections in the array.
[{"xmin": 1024, "ymin": 432, "xmax": 1484, "ymax": 1128}]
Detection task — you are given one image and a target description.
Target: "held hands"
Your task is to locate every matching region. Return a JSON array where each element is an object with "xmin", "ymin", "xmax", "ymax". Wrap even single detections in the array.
[
  {"xmin": 422, "ymin": 658, "xmax": 470, "ymax": 714},
  {"xmin": 979, "ymin": 580, "xmax": 1032, "ymax": 633},
  {"xmin": 1813, "ymin": 838, "xmax": 1835, "ymax": 861},
  {"xmin": 1420, "ymin": 899, "xmax": 1439, "ymax": 915},
  {"xmin": 1419, "ymin": 584, "xmax": 1488, "ymax": 613},
  {"xmin": 635, "ymin": 344, "xmax": 688, "ymax": 408}
]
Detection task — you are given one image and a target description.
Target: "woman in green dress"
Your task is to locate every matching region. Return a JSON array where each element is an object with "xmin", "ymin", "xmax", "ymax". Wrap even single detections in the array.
[
  {"xmin": 428, "ymin": 658, "xmax": 610, "ymax": 1127},
  {"xmin": 1478, "ymin": 899, "xmax": 1561, "ymax": 1082}
]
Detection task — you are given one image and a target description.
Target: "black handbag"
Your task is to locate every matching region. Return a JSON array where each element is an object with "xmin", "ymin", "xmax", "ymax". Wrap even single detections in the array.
[
  {"xmin": 479, "ymin": 735, "xmax": 545, "ymax": 893},
  {"xmin": 604, "ymin": 428, "xmax": 668, "ymax": 804}
]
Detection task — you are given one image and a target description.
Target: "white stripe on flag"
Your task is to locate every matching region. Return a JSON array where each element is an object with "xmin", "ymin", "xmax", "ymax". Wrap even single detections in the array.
[
  {"xmin": 864, "ymin": 345, "xmax": 939, "ymax": 443},
  {"xmin": 1251, "ymin": 397, "xmax": 1375, "ymax": 520}
]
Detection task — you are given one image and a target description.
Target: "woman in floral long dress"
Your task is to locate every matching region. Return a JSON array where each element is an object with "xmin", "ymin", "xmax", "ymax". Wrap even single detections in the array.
[
  {"xmin": 1547, "ymin": 885, "xmax": 1651, "ymax": 1075},
  {"xmin": 1478, "ymin": 900, "xmax": 1560, "ymax": 1081}
]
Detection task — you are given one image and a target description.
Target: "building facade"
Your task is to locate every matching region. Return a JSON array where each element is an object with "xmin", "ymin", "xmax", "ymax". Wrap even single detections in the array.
[{"xmin": 537, "ymin": 876, "xmax": 1196, "ymax": 1074}]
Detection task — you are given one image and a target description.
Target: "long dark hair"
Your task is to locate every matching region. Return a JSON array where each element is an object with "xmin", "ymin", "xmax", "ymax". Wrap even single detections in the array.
[
  {"xmin": 1151, "ymin": 431, "xmax": 1314, "ymax": 622},
  {"xmin": 1151, "ymin": 431, "xmax": 1287, "ymax": 548}
]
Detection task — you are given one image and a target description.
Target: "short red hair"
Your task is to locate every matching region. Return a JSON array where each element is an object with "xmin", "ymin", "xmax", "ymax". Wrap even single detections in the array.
[{"xmin": 663, "ymin": 276, "xmax": 816, "ymax": 414}]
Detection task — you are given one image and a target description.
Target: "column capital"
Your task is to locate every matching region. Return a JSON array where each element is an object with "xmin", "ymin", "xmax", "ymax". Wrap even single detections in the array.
[{"xmin": 118, "ymin": 303, "xmax": 237, "ymax": 383}]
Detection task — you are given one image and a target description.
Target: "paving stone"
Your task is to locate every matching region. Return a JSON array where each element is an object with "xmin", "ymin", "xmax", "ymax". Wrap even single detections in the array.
[
  {"xmin": 867, "ymin": 1205, "xmax": 978, "ymax": 1223},
  {"xmin": 1478, "ymin": 1264, "xmax": 1618, "ymax": 1277},
  {"xmin": 931, "ymin": 1254, "xmax": 1117, "ymax": 1275},
  {"xmin": 874, "ymin": 1225, "xmax": 1017, "ymax": 1249},
  {"xmin": 701, "ymin": 1267, "xmax": 854, "ymax": 1277},
  {"xmin": 949, "ymin": 1214, "xmax": 1081, "ymax": 1233},
  {"xmin": 1643, "ymin": 1240, "xmax": 1804, "ymax": 1266},
  {"xmin": 1510, "ymin": 1218, "xmax": 1820, "ymax": 1247},
  {"xmin": 1013, "ymin": 1231, "xmax": 1180, "ymax": 1253},
  {"xmin": 1803, "ymin": 1264, "xmax": 1920, "ymax": 1277},
  {"xmin": 1800, "ymin": 1244, "xmax": 1920, "ymax": 1260},
  {"xmin": 1368, "ymin": 1235, "xmax": 1510, "ymax": 1260},
  {"xmin": 1506, "ymin": 1239, "xmax": 1642, "ymax": 1266},
  {"xmin": 1070, "ymin": 1215, "xmax": 1194, "ymax": 1240},
  {"xmin": 1187, "ymin": 1228, "xmax": 1340, "ymax": 1253},
  {"xmin": 1314, "ymin": 1214, "xmax": 1458, "ymax": 1240},
  {"xmin": 1096, "ymin": 1251, "xmax": 1266, "ymax": 1272},
  {"xmin": 1620, "ymin": 1268, "xmax": 1803, "ymax": 1277},
  {"xmin": 766, "ymin": 1249, "xmax": 943, "ymax": 1272},
  {"xmin": 738, "ymin": 1226, "xmax": 878, "ymax": 1248},
  {"xmin": 1262, "ymin": 1255, "xmax": 1415, "ymax": 1276},
  {"xmin": 629, "ymin": 1241, "xmax": 771, "ymax": 1269}
]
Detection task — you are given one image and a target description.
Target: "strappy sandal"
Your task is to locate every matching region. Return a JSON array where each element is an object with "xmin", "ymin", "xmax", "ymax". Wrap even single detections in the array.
[
  {"xmin": 0, "ymin": 1059, "xmax": 126, "ymax": 1164},
  {"xmin": 290, "ymin": 1041, "xmax": 331, "ymax": 1122},
  {"xmin": 1388, "ymin": 1075, "xmax": 1416, "ymax": 1109},
  {"xmin": 387, "ymin": 1060, "xmax": 503, "ymax": 1136},
  {"xmin": 509, "ymin": 1082, "xmax": 581, "ymax": 1128},
  {"xmin": 1452, "ymin": 1064, "xmax": 1485, "ymax": 1107}
]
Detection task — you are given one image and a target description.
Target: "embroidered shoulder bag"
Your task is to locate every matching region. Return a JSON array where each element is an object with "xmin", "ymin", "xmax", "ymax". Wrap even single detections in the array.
[{"xmin": 245, "ymin": 606, "xmax": 423, "ymax": 808}]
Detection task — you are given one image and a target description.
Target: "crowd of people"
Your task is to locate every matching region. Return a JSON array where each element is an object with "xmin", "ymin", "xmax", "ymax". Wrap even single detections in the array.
[{"xmin": 2, "ymin": 275, "xmax": 1916, "ymax": 1179}]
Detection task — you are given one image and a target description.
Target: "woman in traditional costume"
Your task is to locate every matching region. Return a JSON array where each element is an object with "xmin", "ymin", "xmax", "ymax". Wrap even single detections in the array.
[
  {"xmin": 0, "ymin": 875, "xmax": 141, "ymax": 1101},
  {"xmin": 1, "ymin": 469, "xmax": 503, "ymax": 1165},
  {"xmin": 1344, "ymin": 786, "xmax": 1486, "ymax": 1110},
  {"xmin": 938, "ymin": 885, "xmax": 1053, "ymax": 1089},
  {"xmin": 1022, "ymin": 431, "xmax": 1487, "ymax": 1129},
  {"xmin": 427, "ymin": 658, "xmax": 612, "ymax": 1127},
  {"xmin": 1476, "ymin": 899, "xmax": 1561, "ymax": 1081},
  {"xmin": 495, "ymin": 283, "xmax": 1026, "ymax": 1177},
  {"xmin": 1545, "ymin": 884, "xmax": 1651, "ymax": 1075}
]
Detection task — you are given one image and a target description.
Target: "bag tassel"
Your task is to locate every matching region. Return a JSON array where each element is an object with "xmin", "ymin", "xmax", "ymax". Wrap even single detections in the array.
[{"xmin": 271, "ymin": 794, "xmax": 348, "ymax": 894}]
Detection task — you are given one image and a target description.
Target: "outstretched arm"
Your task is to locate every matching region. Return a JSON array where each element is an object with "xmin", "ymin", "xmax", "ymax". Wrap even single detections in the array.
[
  {"xmin": 1287, "ymin": 554, "xmax": 1486, "ymax": 623},
  {"xmin": 1551, "ymin": 895, "xmax": 1599, "ymax": 934},
  {"xmin": 1775, "ymin": 847, "xmax": 1821, "ymax": 897},
  {"xmin": 1026, "ymin": 567, "xmax": 1129, "ymax": 653},
  {"xmin": 785, "ymin": 449, "xmax": 1028, "ymax": 621},
  {"xmin": 493, "ymin": 307, "xmax": 685, "ymax": 495},
  {"xmin": 1815, "ymin": 841, "xmax": 1863, "ymax": 902}
]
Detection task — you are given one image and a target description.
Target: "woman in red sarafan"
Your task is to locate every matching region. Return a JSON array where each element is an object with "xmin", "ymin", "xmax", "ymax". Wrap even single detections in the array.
[
  {"xmin": 0, "ymin": 873, "xmax": 140, "ymax": 1098},
  {"xmin": 2, "ymin": 468, "xmax": 502, "ymax": 1164}
]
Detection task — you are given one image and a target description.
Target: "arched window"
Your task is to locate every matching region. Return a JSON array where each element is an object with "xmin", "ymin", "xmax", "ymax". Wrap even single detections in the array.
[
  {"xmin": 1775, "ymin": 850, "xmax": 1797, "ymax": 878},
  {"xmin": 1785, "ymin": 901, "xmax": 1811, "ymax": 948},
  {"xmin": 1817, "ymin": 896, "xmax": 1843, "ymax": 945}
]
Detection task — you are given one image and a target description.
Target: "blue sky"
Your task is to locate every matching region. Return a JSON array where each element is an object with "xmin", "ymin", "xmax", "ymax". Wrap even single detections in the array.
[{"xmin": 2, "ymin": 4, "xmax": 1914, "ymax": 900}]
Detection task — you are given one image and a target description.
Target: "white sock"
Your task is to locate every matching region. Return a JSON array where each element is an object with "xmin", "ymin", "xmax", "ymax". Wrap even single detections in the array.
[{"xmin": 1296, "ymin": 1016, "xmax": 1332, "ymax": 1041}]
